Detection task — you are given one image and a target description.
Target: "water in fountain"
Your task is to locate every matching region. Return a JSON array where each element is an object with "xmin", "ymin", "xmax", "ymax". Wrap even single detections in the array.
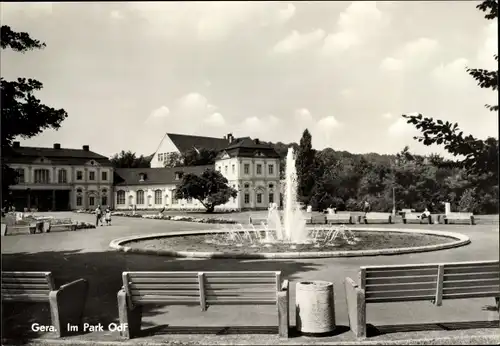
[{"xmin": 209, "ymin": 147, "xmax": 359, "ymax": 248}]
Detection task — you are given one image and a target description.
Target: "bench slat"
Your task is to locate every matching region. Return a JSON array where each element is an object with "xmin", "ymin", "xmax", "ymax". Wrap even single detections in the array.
[
  {"xmin": 2, "ymin": 277, "xmax": 50, "ymax": 284},
  {"xmin": 205, "ymin": 290, "xmax": 275, "ymax": 298},
  {"xmin": 206, "ymin": 297, "xmax": 276, "ymax": 304},
  {"xmin": 2, "ymin": 272, "xmax": 51, "ymax": 278},
  {"xmin": 2, "ymin": 294, "xmax": 49, "ymax": 302},
  {"xmin": 444, "ymin": 266, "xmax": 499, "ymax": 275},
  {"xmin": 443, "ymin": 279, "xmax": 499, "ymax": 288},
  {"xmin": 366, "ymin": 269, "xmax": 438, "ymax": 278},
  {"xmin": 2, "ymin": 283, "xmax": 50, "ymax": 289},
  {"xmin": 366, "ymin": 289, "xmax": 435, "ymax": 299},
  {"xmin": 130, "ymin": 290, "xmax": 200, "ymax": 297},
  {"xmin": 363, "ymin": 263, "xmax": 438, "ymax": 270},
  {"xmin": 443, "ymin": 260, "xmax": 499, "ymax": 267},
  {"xmin": 366, "ymin": 275, "xmax": 437, "ymax": 285},
  {"xmin": 366, "ymin": 295, "xmax": 434, "ymax": 303},
  {"xmin": 443, "ymin": 272, "xmax": 498, "ymax": 281},
  {"xmin": 128, "ymin": 272, "xmax": 200, "ymax": 278},
  {"xmin": 204, "ymin": 272, "xmax": 279, "ymax": 277},
  {"xmin": 442, "ymin": 291, "xmax": 500, "ymax": 300},
  {"xmin": 2, "ymin": 289, "xmax": 50, "ymax": 295},
  {"xmin": 128, "ymin": 277, "xmax": 199, "ymax": 284},
  {"xmin": 365, "ymin": 282, "xmax": 436, "ymax": 292},
  {"xmin": 131, "ymin": 297, "xmax": 199, "ymax": 304},
  {"xmin": 130, "ymin": 283, "xmax": 199, "ymax": 290},
  {"xmin": 443, "ymin": 286, "xmax": 500, "ymax": 295},
  {"xmin": 205, "ymin": 283, "xmax": 277, "ymax": 290},
  {"xmin": 205, "ymin": 277, "xmax": 277, "ymax": 284}
]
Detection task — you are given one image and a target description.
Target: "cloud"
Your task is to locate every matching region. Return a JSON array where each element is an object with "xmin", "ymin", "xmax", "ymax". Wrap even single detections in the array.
[
  {"xmin": 294, "ymin": 108, "xmax": 313, "ymax": 123},
  {"xmin": 177, "ymin": 92, "xmax": 213, "ymax": 114},
  {"xmin": 110, "ymin": 10, "xmax": 124, "ymax": 20},
  {"xmin": 476, "ymin": 21, "xmax": 497, "ymax": 69},
  {"xmin": 272, "ymin": 29, "xmax": 326, "ymax": 54},
  {"xmin": 149, "ymin": 106, "xmax": 170, "ymax": 118},
  {"xmin": 130, "ymin": 2, "xmax": 295, "ymax": 41},
  {"xmin": 205, "ymin": 112, "xmax": 225, "ymax": 127},
  {"xmin": 340, "ymin": 88, "xmax": 354, "ymax": 98},
  {"xmin": 382, "ymin": 112, "xmax": 393, "ymax": 119},
  {"xmin": 380, "ymin": 57, "xmax": 404, "ymax": 71},
  {"xmin": 321, "ymin": 2, "xmax": 388, "ymax": 55},
  {"xmin": 431, "ymin": 58, "xmax": 471, "ymax": 89},
  {"xmin": 381, "ymin": 37, "xmax": 439, "ymax": 71},
  {"xmin": 388, "ymin": 117, "xmax": 419, "ymax": 137},
  {"xmin": 317, "ymin": 115, "xmax": 340, "ymax": 130}
]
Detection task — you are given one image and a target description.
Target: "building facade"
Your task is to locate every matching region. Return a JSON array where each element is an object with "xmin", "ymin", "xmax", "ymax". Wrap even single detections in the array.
[
  {"xmin": 5, "ymin": 142, "xmax": 114, "ymax": 211},
  {"xmin": 5, "ymin": 135, "xmax": 281, "ymax": 212}
]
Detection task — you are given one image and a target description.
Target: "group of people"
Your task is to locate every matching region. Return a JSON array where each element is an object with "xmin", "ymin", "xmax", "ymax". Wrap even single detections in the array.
[{"xmin": 94, "ymin": 205, "xmax": 112, "ymax": 226}]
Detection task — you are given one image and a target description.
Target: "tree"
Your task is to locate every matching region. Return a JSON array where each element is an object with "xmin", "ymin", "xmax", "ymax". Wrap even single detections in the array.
[
  {"xmin": 402, "ymin": 0, "xmax": 498, "ymax": 179},
  {"xmin": 163, "ymin": 152, "xmax": 184, "ymax": 168},
  {"xmin": 182, "ymin": 147, "xmax": 219, "ymax": 166},
  {"xmin": 175, "ymin": 169, "xmax": 237, "ymax": 213},
  {"xmin": 1, "ymin": 26, "xmax": 68, "ymax": 209},
  {"xmin": 110, "ymin": 150, "xmax": 151, "ymax": 168},
  {"xmin": 295, "ymin": 129, "xmax": 316, "ymax": 204}
]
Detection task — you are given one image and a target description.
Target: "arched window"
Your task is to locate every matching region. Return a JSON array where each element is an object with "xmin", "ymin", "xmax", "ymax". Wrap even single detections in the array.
[
  {"xmin": 136, "ymin": 190, "xmax": 145, "ymax": 205},
  {"xmin": 171, "ymin": 189, "xmax": 178, "ymax": 204},
  {"xmin": 154, "ymin": 190, "xmax": 162, "ymax": 205},
  {"xmin": 34, "ymin": 169, "xmax": 50, "ymax": 183},
  {"xmin": 117, "ymin": 190, "xmax": 125, "ymax": 205},
  {"xmin": 76, "ymin": 188, "xmax": 83, "ymax": 194},
  {"xmin": 58, "ymin": 169, "xmax": 67, "ymax": 183}
]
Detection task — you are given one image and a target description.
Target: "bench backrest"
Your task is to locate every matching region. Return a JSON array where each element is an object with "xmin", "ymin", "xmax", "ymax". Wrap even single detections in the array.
[
  {"xmin": 360, "ymin": 260, "xmax": 499, "ymax": 304},
  {"xmin": 123, "ymin": 271, "xmax": 281, "ymax": 307},
  {"xmin": 446, "ymin": 213, "xmax": 473, "ymax": 219},
  {"xmin": 327, "ymin": 214, "xmax": 350, "ymax": 219},
  {"xmin": 249, "ymin": 217, "xmax": 267, "ymax": 225},
  {"xmin": 2, "ymin": 271, "xmax": 55, "ymax": 302},
  {"xmin": 365, "ymin": 212, "xmax": 391, "ymax": 218},
  {"xmin": 311, "ymin": 215, "xmax": 326, "ymax": 224}
]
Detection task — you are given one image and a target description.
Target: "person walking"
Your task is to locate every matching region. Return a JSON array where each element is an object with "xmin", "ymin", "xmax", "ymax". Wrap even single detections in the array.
[
  {"xmin": 95, "ymin": 205, "xmax": 103, "ymax": 226},
  {"xmin": 105, "ymin": 208, "xmax": 112, "ymax": 226}
]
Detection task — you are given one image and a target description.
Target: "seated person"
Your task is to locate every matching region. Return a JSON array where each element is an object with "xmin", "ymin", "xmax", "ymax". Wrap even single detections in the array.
[{"xmin": 420, "ymin": 208, "xmax": 431, "ymax": 219}]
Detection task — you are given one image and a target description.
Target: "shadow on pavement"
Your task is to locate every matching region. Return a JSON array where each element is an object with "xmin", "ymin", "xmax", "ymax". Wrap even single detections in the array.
[{"xmin": 367, "ymin": 320, "xmax": 499, "ymax": 337}]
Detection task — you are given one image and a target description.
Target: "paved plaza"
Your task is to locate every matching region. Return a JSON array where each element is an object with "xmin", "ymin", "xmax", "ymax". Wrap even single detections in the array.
[{"xmin": 2, "ymin": 212, "xmax": 499, "ymax": 345}]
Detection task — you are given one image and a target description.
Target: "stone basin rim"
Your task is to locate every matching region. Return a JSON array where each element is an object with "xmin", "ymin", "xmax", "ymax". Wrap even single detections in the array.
[{"xmin": 109, "ymin": 227, "xmax": 471, "ymax": 259}]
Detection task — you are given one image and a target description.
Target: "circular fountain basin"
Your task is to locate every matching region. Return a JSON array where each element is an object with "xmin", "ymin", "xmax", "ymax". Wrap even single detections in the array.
[{"xmin": 109, "ymin": 227, "xmax": 471, "ymax": 259}]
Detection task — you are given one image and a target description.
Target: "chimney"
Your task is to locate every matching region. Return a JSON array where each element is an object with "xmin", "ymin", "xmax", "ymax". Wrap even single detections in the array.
[
  {"xmin": 255, "ymin": 138, "xmax": 260, "ymax": 144},
  {"xmin": 227, "ymin": 133, "xmax": 234, "ymax": 143},
  {"xmin": 82, "ymin": 145, "xmax": 89, "ymax": 151},
  {"xmin": 53, "ymin": 143, "xmax": 61, "ymax": 149},
  {"xmin": 13, "ymin": 141, "xmax": 20, "ymax": 148}
]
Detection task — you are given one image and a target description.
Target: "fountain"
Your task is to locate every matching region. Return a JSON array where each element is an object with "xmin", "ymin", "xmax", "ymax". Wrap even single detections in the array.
[{"xmin": 204, "ymin": 147, "xmax": 358, "ymax": 248}]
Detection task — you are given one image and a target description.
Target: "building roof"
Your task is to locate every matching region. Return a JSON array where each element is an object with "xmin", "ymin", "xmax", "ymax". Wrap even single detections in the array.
[
  {"xmin": 166, "ymin": 133, "xmax": 232, "ymax": 154},
  {"xmin": 5, "ymin": 144, "xmax": 113, "ymax": 166},
  {"xmin": 218, "ymin": 137, "xmax": 281, "ymax": 159},
  {"xmin": 114, "ymin": 165, "xmax": 214, "ymax": 186}
]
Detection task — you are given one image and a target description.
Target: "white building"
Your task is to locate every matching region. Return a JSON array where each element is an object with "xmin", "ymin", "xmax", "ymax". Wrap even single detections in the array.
[
  {"xmin": 5, "ymin": 142, "xmax": 114, "ymax": 211},
  {"xmin": 150, "ymin": 133, "xmax": 236, "ymax": 168},
  {"xmin": 114, "ymin": 137, "xmax": 281, "ymax": 211}
]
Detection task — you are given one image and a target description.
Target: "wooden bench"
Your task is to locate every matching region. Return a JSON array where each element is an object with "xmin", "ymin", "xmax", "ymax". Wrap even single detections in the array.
[
  {"xmin": 49, "ymin": 218, "xmax": 77, "ymax": 232},
  {"xmin": 118, "ymin": 271, "xmax": 289, "ymax": 339},
  {"xmin": 310, "ymin": 215, "xmax": 326, "ymax": 224},
  {"xmin": 442, "ymin": 213, "xmax": 475, "ymax": 225},
  {"xmin": 359, "ymin": 212, "xmax": 393, "ymax": 224},
  {"xmin": 344, "ymin": 260, "xmax": 500, "ymax": 338},
  {"xmin": 403, "ymin": 213, "xmax": 432, "ymax": 224},
  {"xmin": 327, "ymin": 214, "xmax": 353, "ymax": 224},
  {"xmin": 1, "ymin": 271, "xmax": 89, "ymax": 337},
  {"xmin": 249, "ymin": 216, "xmax": 268, "ymax": 225}
]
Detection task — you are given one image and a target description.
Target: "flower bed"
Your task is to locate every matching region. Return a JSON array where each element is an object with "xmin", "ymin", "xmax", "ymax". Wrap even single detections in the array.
[
  {"xmin": 74, "ymin": 221, "xmax": 96, "ymax": 230},
  {"xmin": 73, "ymin": 210, "xmax": 237, "ymax": 224}
]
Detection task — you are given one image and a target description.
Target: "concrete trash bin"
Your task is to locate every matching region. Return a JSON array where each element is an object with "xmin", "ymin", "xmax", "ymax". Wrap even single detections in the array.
[{"xmin": 295, "ymin": 281, "xmax": 335, "ymax": 335}]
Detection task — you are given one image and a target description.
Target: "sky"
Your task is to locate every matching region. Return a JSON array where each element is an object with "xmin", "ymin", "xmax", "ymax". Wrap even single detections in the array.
[{"xmin": 1, "ymin": 1, "xmax": 498, "ymax": 158}]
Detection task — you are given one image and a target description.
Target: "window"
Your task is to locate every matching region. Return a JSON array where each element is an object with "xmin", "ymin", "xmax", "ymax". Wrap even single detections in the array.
[
  {"xmin": 244, "ymin": 183, "xmax": 249, "ymax": 188},
  {"xmin": 269, "ymin": 183, "xmax": 274, "ymax": 189},
  {"xmin": 136, "ymin": 190, "xmax": 144, "ymax": 205},
  {"xmin": 269, "ymin": 193, "xmax": 274, "ymax": 204},
  {"xmin": 101, "ymin": 196, "xmax": 108, "ymax": 206},
  {"xmin": 158, "ymin": 153, "xmax": 164, "ymax": 162},
  {"xmin": 256, "ymin": 164, "xmax": 262, "ymax": 175},
  {"xmin": 89, "ymin": 196, "xmax": 95, "ymax": 206},
  {"xmin": 76, "ymin": 196, "xmax": 83, "ymax": 206},
  {"xmin": 76, "ymin": 170, "xmax": 83, "ymax": 180},
  {"xmin": 89, "ymin": 171, "xmax": 95, "ymax": 181},
  {"xmin": 268, "ymin": 164, "xmax": 274, "ymax": 175},
  {"xmin": 58, "ymin": 169, "xmax": 67, "ymax": 183},
  {"xmin": 139, "ymin": 173, "xmax": 145, "ymax": 182},
  {"xmin": 225, "ymin": 166, "xmax": 228, "ymax": 174},
  {"xmin": 175, "ymin": 172, "xmax": 183, "ymax": 180},
  {"xmin": 232, "ymin": 164, "xmax": 235, "ymax": 174},
  {"xmin": 15, "ymin": 168, "xmax": 25, "ymax": 183},
  {"xmin": 244, "ymin": 193, "xmax": 250, "ymax": 204},
  {"xmin": 34, "ymin": 169, "xmax": 50, "ymax": 183},
  {"xmin": 101, "ymin": 171, "xmax": 108, "ymax": 181},
  {"xmin": 218, "ymin": 166, "xmax": 221, "ymax": 172},
  {"xmin": 117, "ymin": 191, "xmax": 126, "ymax": 205},
  {"xmin": 244, "ymin": 164, "xmax": 250, "ymax": 174},
  {"xmin": 155, "ymin": 190, "xmax": 162, "ymax": 205},
  {"xmin": 257, "ymin": 193, "xmax": 262, "ymax": 204},
  {"xmin": 172, "ymin": 190, "xmax": 178, "ymax": 204}
]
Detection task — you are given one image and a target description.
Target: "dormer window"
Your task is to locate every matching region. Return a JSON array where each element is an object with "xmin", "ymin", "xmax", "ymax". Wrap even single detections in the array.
[
  {"xmin": 175, "ymin": 172, "xmax": 184, "ymax": 180},
  {"xmin": 269, "ymin": 183, "xmax": 274, "ymax": 189},
  {"xmin": 139, "ymin": 173, "xmax": 147, "ymax": 182}
]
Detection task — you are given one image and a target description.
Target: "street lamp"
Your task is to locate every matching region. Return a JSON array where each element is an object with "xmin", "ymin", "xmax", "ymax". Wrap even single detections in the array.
[{"xmin": 392, "ymin": 187, "xmax": 396, "ymax": 216}]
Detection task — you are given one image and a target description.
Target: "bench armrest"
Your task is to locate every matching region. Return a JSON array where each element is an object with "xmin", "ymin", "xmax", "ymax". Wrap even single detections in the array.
[
  {"xmin": 281, "ymin": 279, "xmax": 289, "ymax": 292},
  {"xmin": 49, "ymin": 278, "xmax": 89, "ymax": 337},
  {"xmin": 344, "ymin": 277, "xmax": 366, "ymax": 338},
  {"xmin": 277, "ymin": 280, "xmax": 289, "ymax": 337}
]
